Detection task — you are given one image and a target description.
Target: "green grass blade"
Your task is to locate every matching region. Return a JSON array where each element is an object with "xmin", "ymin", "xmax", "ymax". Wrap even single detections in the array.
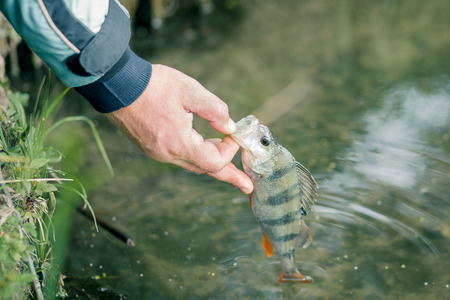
[
  {"xmin": 56, "ymin": 184, "xmax": 98, "ymax": 232},
  {"xmin": 10, "ymin": 92, "xmax": 28, "ymax": 128},
  {"xmin": 32, "ymin": 76, "xmax": 47, "ymax": 121},
  {"xmin": 47, "ymin": 87, "xmax": 71, "ymax": 117},
  {"xmin": 36, "ymin": 73, "xmax": 51, "ymax": 139},
  {"xmin": 44, "ymin": 116, "xmax": 114, "ymax": 177}
]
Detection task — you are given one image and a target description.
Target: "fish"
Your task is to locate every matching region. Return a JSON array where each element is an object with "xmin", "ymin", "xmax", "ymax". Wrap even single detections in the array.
[{"xmin": 231, "ymin": 115, "xmax": 318, "ymax": 283}]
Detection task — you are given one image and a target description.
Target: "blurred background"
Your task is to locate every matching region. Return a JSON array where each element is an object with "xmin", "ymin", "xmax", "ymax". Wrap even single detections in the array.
[{"xmin": 4, "ymin": 0, "xmax": 450, "ymax": 299}]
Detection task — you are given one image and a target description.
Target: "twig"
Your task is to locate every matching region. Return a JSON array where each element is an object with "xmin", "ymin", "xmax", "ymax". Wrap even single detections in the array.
[
  {"xmin": 77, "ymin": 206, "xmax": 135, "ymax": 246},
  {"xmin": 25, "ymin": 244, "xmax": 45, "ymax": 300},
  {"xmin": 0, "ymin": 178, "xmax": 73, "ymax": 184},
  {"xmin": 18, "ymin": 227, "xmax": 45, "ymax": 300},
  {"xmin": 0, "ymin": 154, "xmax": 27, "ymax": 162}
]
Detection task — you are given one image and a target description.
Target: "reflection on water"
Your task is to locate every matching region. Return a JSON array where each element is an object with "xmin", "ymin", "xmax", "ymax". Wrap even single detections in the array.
[
  {"xmin": 352, "ymin": 87, "xmax": 449, "ymax": 189},
  {"xmin": 318, "ymin": 86, "xmax": 449, "ymax": 254},
  {"xmin": 62, "ymin": 0, "xmax": 450, "ymax": 299}
]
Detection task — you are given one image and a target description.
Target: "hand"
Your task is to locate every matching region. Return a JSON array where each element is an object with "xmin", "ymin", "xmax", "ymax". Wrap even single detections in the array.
[{"xmin": 106, "ymin": 64, "xmax": 253, "ymax": 194}]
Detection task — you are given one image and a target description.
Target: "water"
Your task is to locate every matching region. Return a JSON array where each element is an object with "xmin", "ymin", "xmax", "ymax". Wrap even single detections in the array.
[{"xmin": 61, "ymin": 0, "xmax": 450, "ymax": 298}]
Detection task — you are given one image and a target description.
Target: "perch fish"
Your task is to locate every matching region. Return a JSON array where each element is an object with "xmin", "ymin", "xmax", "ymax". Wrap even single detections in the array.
[{"xmin": 231, "ymin": 115, "xmax": 318, "ymax": 283}]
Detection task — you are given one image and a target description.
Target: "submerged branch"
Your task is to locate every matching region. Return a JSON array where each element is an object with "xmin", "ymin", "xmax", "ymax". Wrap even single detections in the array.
[{"xmin": 77, "ymin": 206, "xmax": 135, "ymax": 246}]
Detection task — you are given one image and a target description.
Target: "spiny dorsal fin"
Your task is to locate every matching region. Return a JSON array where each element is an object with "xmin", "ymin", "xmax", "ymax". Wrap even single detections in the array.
[{"xmin": 296, "ymin": 161, "xmax": 318, "ymax": 214}]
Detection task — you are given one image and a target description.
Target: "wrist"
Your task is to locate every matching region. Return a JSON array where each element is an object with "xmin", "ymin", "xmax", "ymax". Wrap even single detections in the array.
[{"xmin": 75, "ymin": 48, "xmax": 152, "ymax": 113}]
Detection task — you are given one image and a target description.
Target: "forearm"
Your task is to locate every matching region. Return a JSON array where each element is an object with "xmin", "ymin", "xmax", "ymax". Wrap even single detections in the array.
[{"xmin": 0, "ymin": 1, "xmax": 254, "ymax": 193}]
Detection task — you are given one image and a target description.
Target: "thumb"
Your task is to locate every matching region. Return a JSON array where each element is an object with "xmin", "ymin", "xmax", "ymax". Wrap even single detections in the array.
[{"xmin": 185, "ymin": 87, "xmax": 237, "ymax": 134}]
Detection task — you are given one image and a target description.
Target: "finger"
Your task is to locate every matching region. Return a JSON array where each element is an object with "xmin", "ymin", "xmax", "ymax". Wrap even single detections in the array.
[
  {"xmin": 184, "ymin": 88, "xmax": 237, "ymax": 134},
  {"xmin": 183, "ymin": 135, "xmax": 240, "ymax": 174},
  {"xmin": 211, "ymin": 136, "xmax": 241, "ymax": 165},
  {"xmin": 205, "ymin": 138, "xmax": 222, "ymax": 145},
  {"xmin": 207, "ymin": 163, "xmax": 254, "ymax": 194},
  {"xmin": 174, "ymin": 159, "xmax": 253, "ymax": 194},
  {"xmin": 171, "ymin": 135, "xmax": 237, "ymax": 173},
  {"xmin": 170, "ymin": 136, "xmax": 253, "ymax": 193}
]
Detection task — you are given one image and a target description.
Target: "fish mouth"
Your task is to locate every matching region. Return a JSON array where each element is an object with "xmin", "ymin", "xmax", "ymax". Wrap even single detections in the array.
[{"xmin": 230, "ymin": 115, "xmax": 260, "ymax": 149}]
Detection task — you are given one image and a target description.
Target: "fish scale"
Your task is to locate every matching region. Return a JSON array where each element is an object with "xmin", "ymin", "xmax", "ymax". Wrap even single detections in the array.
[{"xmin": 231, "ymin": 115, "xmax": 318, "ymax": 283}]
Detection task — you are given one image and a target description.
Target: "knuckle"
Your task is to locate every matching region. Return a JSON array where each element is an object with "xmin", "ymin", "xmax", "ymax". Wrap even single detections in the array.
[
  {"xmin": 148, "ymin": 130, "xmax": 180, "ymax": 162},
  {"xmin": 202, "ymin": 158, "xmax": 224, "ymax": 175},
  {"xmin": 216, "ymin": 101, "xmax": 229, "ymax": 117},
  {"xmin": 166, "ymin": 141, "xmax": 184, "ymax": 158}
]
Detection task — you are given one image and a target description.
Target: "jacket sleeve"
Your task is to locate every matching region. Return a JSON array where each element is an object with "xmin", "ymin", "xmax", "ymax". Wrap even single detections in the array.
[{"xmin": 0, "ymin": 0, "xmax": 152, "ymax": 113}]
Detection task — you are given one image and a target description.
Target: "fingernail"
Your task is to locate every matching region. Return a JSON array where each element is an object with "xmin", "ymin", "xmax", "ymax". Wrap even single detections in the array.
[
  {"xmin": 239, "ymin": 185, "xmax": 252, "ymax": 194},
  {"xmin": 228, "ymin": 119, "xmax": 237, "ymax": 133}
]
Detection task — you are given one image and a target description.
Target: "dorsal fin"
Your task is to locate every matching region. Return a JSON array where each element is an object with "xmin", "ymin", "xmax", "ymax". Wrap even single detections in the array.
[{"xmin": 295, "ymin": 161, "xmax": 318, "ymax": 214}]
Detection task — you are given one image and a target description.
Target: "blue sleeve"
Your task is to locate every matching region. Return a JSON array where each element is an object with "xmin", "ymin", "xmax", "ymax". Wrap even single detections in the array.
[{"xmin": 0, "ymin": 0, "xmax": 152, "ymax": 113}]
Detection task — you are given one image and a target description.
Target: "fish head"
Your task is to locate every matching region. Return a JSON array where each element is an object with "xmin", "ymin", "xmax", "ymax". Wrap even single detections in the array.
[{"xmin": 231, "ymin": 115, "xmax": 280, "ymax": 176}]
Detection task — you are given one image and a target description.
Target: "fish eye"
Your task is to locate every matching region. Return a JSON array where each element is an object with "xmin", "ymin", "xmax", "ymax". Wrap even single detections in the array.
[{"xmin": 260, "ymin": 136, "xmax": 270, "ymax": 147}]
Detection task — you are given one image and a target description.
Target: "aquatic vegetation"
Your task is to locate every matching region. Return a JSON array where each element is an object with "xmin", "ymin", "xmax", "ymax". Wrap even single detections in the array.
[{"xmin": 0, "ymin": 75, "xmax": 111, "ymax": 299}]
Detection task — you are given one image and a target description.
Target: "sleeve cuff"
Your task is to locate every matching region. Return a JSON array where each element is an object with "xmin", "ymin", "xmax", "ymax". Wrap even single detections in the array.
[{"xmin": 75, "ymin": 48, "xmax": 152, "ymax": 113}]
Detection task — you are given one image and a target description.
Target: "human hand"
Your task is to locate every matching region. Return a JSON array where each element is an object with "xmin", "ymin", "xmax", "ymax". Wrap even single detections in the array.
[{"xmin": 106, "ymin": 64, "xmax": 253, "ymax": 194}]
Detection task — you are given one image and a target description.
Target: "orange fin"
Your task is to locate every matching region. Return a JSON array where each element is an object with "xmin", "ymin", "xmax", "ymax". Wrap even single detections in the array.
[
  {"xmin": 262, "ymin": 233, "xmax": 273, "ymax": 257},
  {"xmin": 278, "ymin": 270, "xmax": 313, "ymax": 283},
  {"xmin": 249, "ymin": 193, "xmax": 252, "ymax": 208}
]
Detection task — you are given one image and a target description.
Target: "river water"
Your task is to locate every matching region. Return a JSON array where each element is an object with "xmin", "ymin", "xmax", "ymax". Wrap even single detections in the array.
[{"xmin": 61, "ymin": 1, "xmax": 449, "ymax": 299}]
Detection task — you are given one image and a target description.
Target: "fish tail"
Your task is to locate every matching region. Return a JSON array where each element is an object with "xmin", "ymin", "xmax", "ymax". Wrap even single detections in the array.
[
  {"xmin": 278, "ymin": 269, "xmax": 313, "ymax": 283},
  {"xmin": 279, "ymin": 252, "xmax": 313, "ymax": 283}
]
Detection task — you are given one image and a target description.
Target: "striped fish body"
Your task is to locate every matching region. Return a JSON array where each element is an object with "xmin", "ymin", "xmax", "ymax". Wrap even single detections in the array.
[{"xmin": 231, "ymin": 115, "xmax": 317, "ymax": 283}]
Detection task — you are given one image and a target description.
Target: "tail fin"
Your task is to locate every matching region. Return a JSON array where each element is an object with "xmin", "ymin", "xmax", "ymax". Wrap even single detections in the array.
[{"xmin": 278, "ymin": 270, "xmax": 313, "ymax": 283}]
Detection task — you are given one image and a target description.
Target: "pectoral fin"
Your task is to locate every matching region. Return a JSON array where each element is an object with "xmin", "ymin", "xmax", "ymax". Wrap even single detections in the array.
[
  {"xmin": 249, "ymin": 193, "xmax": 253, "ymax": 208},
  {"xmin": 262, "ymin": 232, "xmax": 273, "ymax": 257},
  {"xmin": 298, "ymin": 220, "xmax": 313, "ymax": 249},
  {"xmin": 295, "ymin": 161, "xmax": 318, "ymax": 214}
]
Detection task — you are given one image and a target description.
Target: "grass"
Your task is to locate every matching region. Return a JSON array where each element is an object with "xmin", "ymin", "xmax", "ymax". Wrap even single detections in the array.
[{"xmin": 0, "ymin": 74, "xmax": 112, "ymax": 299}]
